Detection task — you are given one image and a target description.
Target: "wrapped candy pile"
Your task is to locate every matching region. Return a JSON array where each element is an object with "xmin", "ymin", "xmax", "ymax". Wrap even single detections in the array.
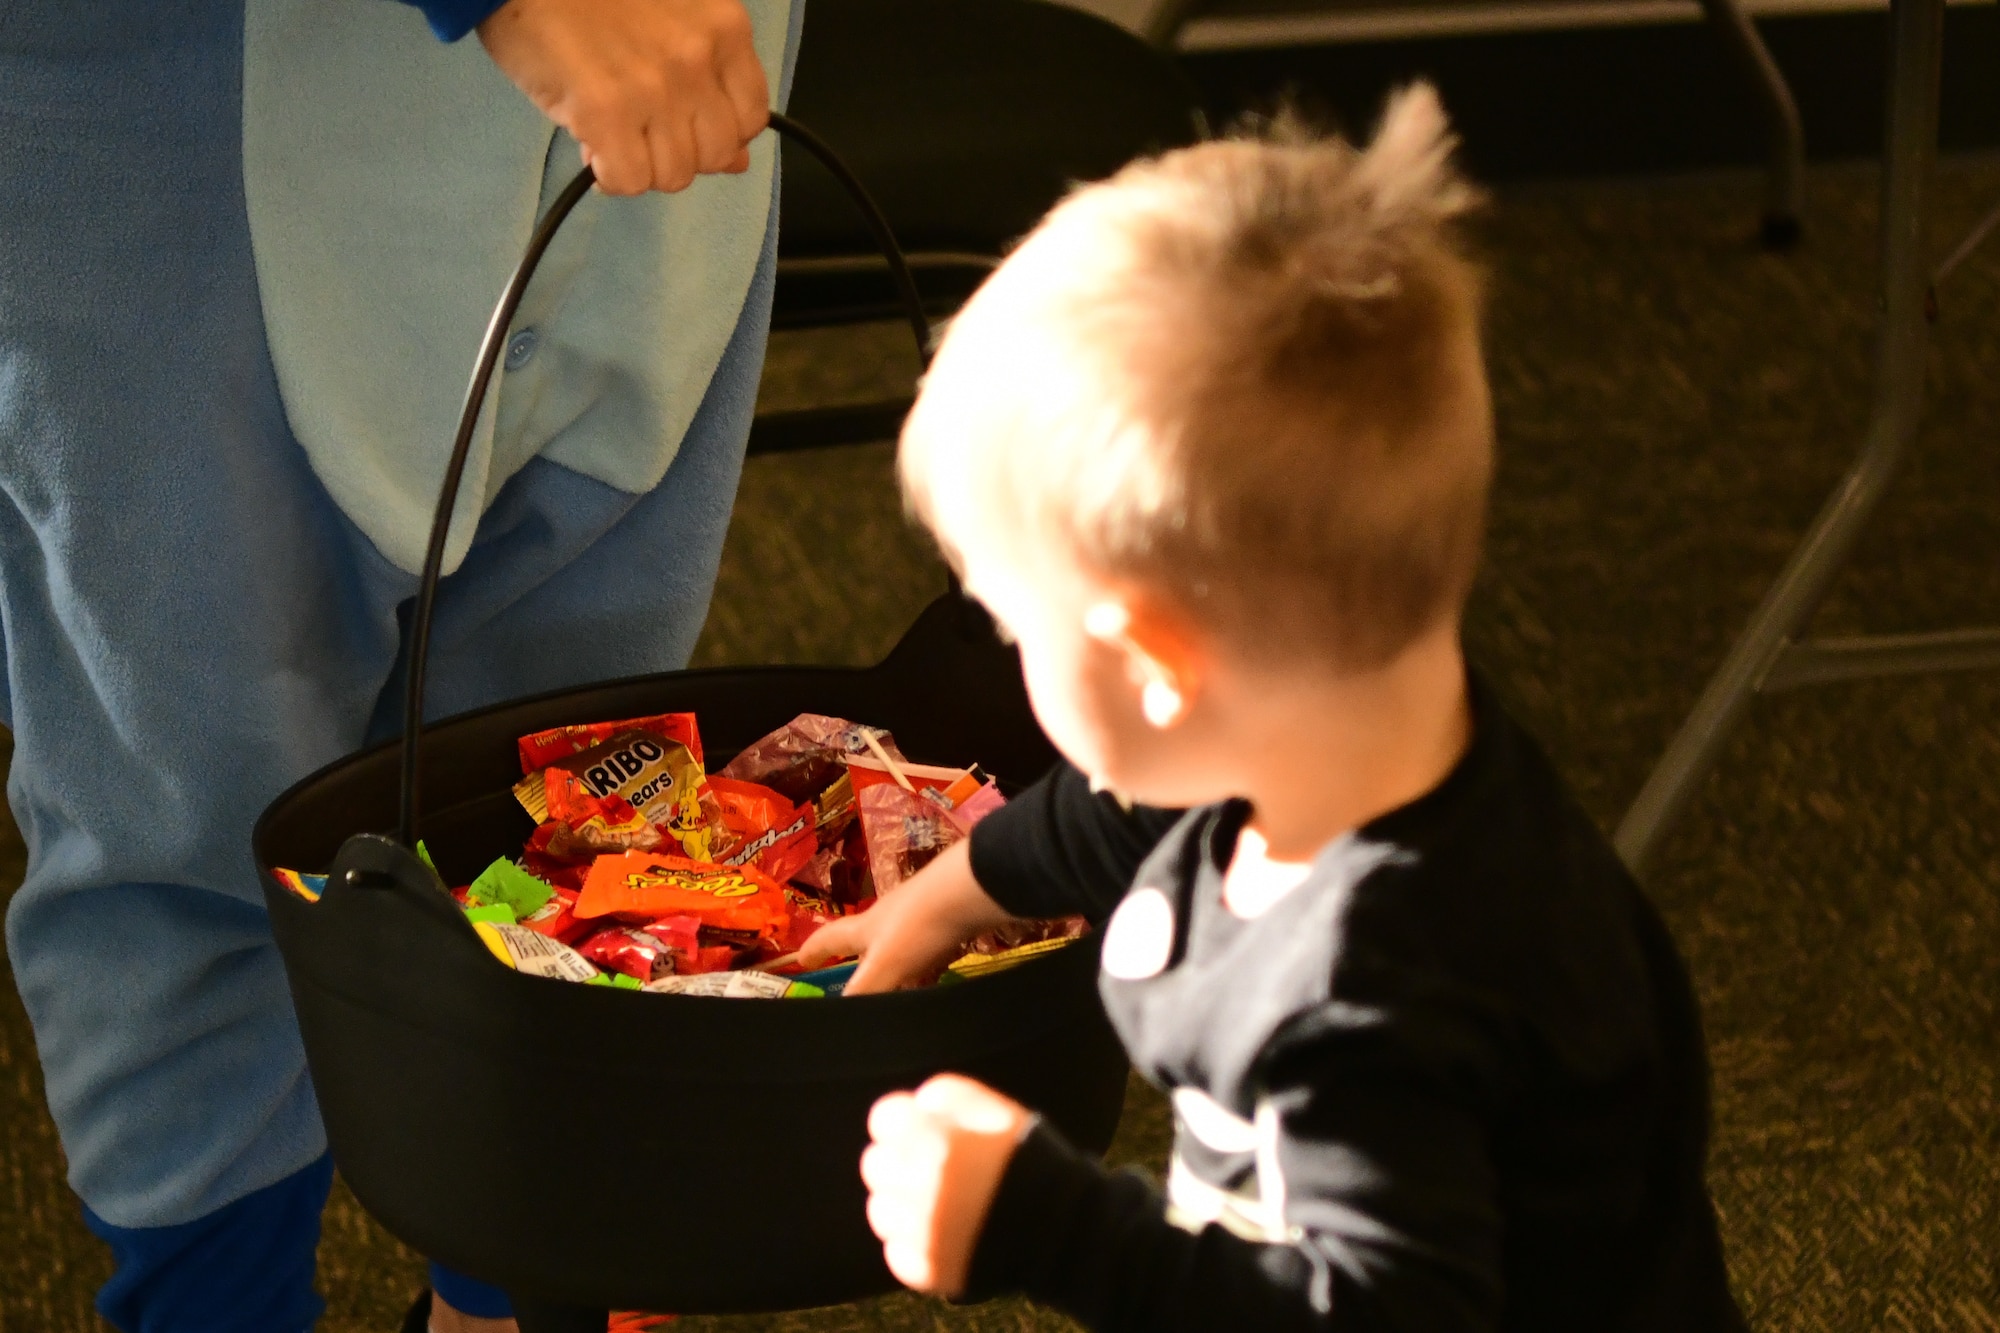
[{"xmin": 277, "ymin": 711, "xmax": 1082, "ymax": 997}]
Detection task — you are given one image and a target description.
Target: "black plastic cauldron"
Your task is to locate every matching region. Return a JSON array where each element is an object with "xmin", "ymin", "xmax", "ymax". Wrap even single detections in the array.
[
  {"xmin": 250, "ymin": 121, "xmax": 1128, "ymax": 1333},
  {"xmin": 254, "ymin": 595, "xmax": 1127, "ymax": 1329}
]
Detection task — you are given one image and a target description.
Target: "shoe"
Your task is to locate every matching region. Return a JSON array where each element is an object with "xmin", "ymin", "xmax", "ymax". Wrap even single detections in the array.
[{"xmin": 401, "ymin": 1290, "xmax": 433, "ymax": 1333}]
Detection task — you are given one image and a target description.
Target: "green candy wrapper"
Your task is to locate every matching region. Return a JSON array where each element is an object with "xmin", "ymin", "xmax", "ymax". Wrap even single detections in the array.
[{"xmin": 467, "ymin": 858, "xmax": 554, "ymax": 918}]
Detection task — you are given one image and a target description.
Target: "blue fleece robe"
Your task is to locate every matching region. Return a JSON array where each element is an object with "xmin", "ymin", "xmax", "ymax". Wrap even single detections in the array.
[{"xmin": 0, "ymin": 0, "xmax": 794, "ymax": 1293}]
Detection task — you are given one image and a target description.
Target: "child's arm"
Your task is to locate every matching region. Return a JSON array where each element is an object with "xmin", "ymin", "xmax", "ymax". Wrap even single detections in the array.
[
  {"xmin": 798, "ymin": 762, "xmax": 1188, "ymax": 992},
  {"xmin": 965, "ymin": 761, "xmax": 1187, "ymax": 923},
  {"xmin": 795, "ymin": 841, "xmax": 1016, "ymax": 992},
  {"xmin": 866, "ymin": 1014, "xmax": 1508, "ymax": 1330}
]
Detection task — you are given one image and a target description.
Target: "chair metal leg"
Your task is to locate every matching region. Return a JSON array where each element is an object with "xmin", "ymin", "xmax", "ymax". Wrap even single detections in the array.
[
  {"xmin": 1696, "ymin": 0, "xmax": 1808, "ymax": 247},
  {"xmin": 1615, "ymin": 0, "xmax": 1946, "ymax": 877}
]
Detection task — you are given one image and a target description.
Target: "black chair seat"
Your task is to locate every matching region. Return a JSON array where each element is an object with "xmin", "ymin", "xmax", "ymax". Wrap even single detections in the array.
[
  {"xmin": 775, "ymin": 0, "xmax": 1205, "ymax": 324},
  {"xmin": 758, "ymin": 0, "xmax": 1204, "ymax": 449}
]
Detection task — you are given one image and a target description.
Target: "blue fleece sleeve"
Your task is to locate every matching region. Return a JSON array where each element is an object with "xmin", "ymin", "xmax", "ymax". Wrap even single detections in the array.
[{"xmin": 403, "ymin": 0, "xmax": 510, "ymax": 42}]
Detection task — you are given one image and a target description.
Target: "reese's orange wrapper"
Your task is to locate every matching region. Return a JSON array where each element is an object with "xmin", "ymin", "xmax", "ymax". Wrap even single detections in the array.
[{"xmin": 576, "ymin": 852, "xmax": 790, "ymax": 936}]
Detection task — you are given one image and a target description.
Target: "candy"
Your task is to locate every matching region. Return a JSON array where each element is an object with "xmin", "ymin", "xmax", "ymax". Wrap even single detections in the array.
[
  {"xmin": 518, "ymin": 885, "xmax": 588, "ymax": 944},
  {"xmin": 707, "ymin": 776, "xmax": 818, "ymax": 885},
  {"xmin": 718, "ymin": 714, "xmax": 907, "ymax": 807},
  {"xmin": 640, "ymin": 914, "xmax": 702, "ymax": 965},
  {"xmin": 940, "ymin": 778, "xmax": 1005, "ymax": 837},
  {"xmin": 776, "ymin": 887, "xmax": 842, "ymax": 956},
  {"xmin": 844, "ymin": 758, "xmax": 1008, "ymax": 895},
  {"xmin": 528, "ymin": 770, "xmax": 668, "ymax": 861},
  {"xmin": 577, "ymin": 926, "xmax": 676, "ymax": 982},
  {"xmin": 576, "ymin": 852, "xmax": 790, "ymax": 937},
  {"xmin": 517, "ymin": 734, "xmax": 713, "ymax": 861},
  {"xmin": 472, "ymin": 921, "xmax": 601, "ymax": 983},
  {"xmin": 642, "ymin": 970, "xmax": 822, "ymax": 999},
  {"xmin": 789, "ymin": 961, "xmax": 859, "ymax": 996},
  {"xmin": 466, "ymin": 857, "xmax": 555, "ymax": 918},
  {"xmin": 967, "ymin": 914, "xmax": 1090, "ymax": 957},
  {"xmin": 272, "ymin": 868, "xmax": 325, "ymax": 902},
  {"xmin": 520, "ymin": 851, "xmax": 589, "ymax": 893},
  {"xmin": 518, "ymin": 711, "xmax": 703, "ymax": 774},
  {"xmin": 855, "ymin": 781, "xmax": 960, "ymax": 896},
  {"xmin": 945, "ymin": 935, "xmax": 1079, "ymax": 980}
]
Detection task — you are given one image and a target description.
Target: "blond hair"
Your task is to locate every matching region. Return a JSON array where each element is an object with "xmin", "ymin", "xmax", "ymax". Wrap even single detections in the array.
[{"xmin": 900, "ymin": 84, "xmax": 1493, "ymax": 670}]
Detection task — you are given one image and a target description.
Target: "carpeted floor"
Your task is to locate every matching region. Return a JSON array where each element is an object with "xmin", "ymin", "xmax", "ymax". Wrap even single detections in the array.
[{"xmin": 4, "ymin": 157, "xmax": 1999, "ymax": 1332}]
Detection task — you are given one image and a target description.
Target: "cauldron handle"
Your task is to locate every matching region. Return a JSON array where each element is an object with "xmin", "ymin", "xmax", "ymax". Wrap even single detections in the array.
[{"xmin": 394, "ymin": 113, "xmax": 936, "ymax": 850}]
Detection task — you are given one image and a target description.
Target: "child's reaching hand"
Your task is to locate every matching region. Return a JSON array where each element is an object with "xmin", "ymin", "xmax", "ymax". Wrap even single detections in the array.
[
  {"xmin": 794, "ymin": 841, "xmax": 1018, "ymax": 994},
  {"xmin": 862, "ymin": 1074, "xmax": 1033, "ymax": 1297}
]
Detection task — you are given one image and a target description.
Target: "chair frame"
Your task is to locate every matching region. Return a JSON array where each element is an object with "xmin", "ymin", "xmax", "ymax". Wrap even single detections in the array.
[
  {"xmin": 1144, "ymin": 0, "xmax": 1805, "ymax": 244},
  {"xmin": 1614, "ymin": 0, "xmax": 2000, "ymax": 875}
]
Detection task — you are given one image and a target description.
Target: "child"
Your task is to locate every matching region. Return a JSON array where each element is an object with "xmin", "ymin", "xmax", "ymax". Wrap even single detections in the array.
[{"xmin": 797, "ymin": 86, "xmax": 1744, "ymax": 1330}]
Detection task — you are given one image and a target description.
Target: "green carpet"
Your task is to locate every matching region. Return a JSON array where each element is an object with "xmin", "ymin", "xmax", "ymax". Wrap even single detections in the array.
[{"xmin": 4, "ymin": 157, "xmax": 1999, "ymax": 1331}]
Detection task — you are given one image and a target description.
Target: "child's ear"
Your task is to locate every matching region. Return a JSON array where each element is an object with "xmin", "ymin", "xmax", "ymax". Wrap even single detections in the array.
[{"xmin": 1083, "ymin": 595, "xmax": 1208, "ymax": 729}]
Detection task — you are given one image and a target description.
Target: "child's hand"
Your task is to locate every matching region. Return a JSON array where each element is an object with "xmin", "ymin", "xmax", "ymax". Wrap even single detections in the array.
[
  {"xmin": 862, "ymin": 1074, "xmax": 1032, "ymax": 1297},
  {"xmin": 795, "ymin": 840, "xmax": 1017, "ymax": 994},
  {"xmin": 477, "ymin": 0, "xmax": 769, "ymax": 196}
]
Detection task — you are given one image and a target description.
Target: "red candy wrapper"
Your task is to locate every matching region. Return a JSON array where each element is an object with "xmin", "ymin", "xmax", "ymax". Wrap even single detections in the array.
[
  {"xmin": 517, "ymin": 734, "xmax": 713, "ymax": 861},
  {"xmin": 776, "ymin": 888, "xmax": 843, "ymax": 956},
  {"xmin": 519, "ymin": 712, "xmax": 703, "ymax": 774},
  {"xmin": 707, "ymin": 776, "xmax": 818, "ymax": 886},
  {"xmin": 517, "ymin": 885, "xmax": 588, "ymax": 944},
  {"xmin": 576, "ymin": 852, "xmax": 791, "ymax": 937},
  {"xmin": 520, "ymin": 851, "xmax": 590, "ymax": 894},
  {"xmin": 639, "ymin": 914, "xmax": 701, "ymax": 965},
  {"xmin": 577, "ymin": 925, "xmax": 676, "ymax": 982},
  {"xmin": 524, "ymin": 769, "xmax": 669, "ymax": 863},
  {"xmin": 682, "ymin": 944, "xmax": 742, "ymax": 975}
]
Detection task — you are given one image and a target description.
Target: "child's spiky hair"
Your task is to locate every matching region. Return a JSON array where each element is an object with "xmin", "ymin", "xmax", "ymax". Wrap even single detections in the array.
[{"xmin": 901, "ymin": 84, "xmax": 1493, "ymax": 670}]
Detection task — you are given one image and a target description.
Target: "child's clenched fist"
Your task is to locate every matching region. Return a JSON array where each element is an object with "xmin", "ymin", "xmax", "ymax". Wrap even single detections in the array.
[{"xmin": 860, "ymin": 1074, "xmax": 1034, "ymax": 1297}]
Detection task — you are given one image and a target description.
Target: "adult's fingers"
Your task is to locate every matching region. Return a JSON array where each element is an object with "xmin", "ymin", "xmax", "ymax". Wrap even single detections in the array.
[
  {"xmin": 643, "ymin": 113, "xmax": 698, "ymax": 193},
  {"xmin": 580, "ymin": 118, "xmax": 655, "ymax": 196},
  {"xmin": 687, "ymin": 97, "xmax": 744, "ymax": 176},
  {"xmin": 716, "ymin": 41, "xmax": 770, "ymax": 142}
]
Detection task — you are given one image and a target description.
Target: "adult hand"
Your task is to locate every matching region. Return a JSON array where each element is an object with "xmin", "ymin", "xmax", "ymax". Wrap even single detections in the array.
[
  {"xmin": 477, "ymin": 0, "xmax": 770, "ymax": 196},
  {"xmin": 862, "ymin": 1075, "xmax": 1032, "ymax": 1296},
  {"xmin": 795, "ymin": 840, "xmax": 1017, "ymax": 994}
]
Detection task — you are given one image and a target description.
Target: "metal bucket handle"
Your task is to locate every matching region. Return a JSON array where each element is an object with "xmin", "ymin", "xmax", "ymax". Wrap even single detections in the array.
[{"xmin": 396, "ymin": 112, "xmax": 935, "ymax": 847}]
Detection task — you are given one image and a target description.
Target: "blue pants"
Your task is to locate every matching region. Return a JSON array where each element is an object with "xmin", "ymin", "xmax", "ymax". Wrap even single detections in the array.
[{"xmin": 0, "ymin": 0, "xmax": 777, "ymax": 1325}]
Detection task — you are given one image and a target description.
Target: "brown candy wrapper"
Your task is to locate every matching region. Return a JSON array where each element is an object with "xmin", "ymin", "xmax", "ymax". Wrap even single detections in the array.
[{"xmin": 718, "ymin": 714, "xmax": 906, "ymax": 808}]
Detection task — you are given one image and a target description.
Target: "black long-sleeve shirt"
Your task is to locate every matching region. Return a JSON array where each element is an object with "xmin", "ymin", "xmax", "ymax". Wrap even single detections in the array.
[{"xmin": 964, "ymin": 673, "xmax": 1744, "ymax": 1332}]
